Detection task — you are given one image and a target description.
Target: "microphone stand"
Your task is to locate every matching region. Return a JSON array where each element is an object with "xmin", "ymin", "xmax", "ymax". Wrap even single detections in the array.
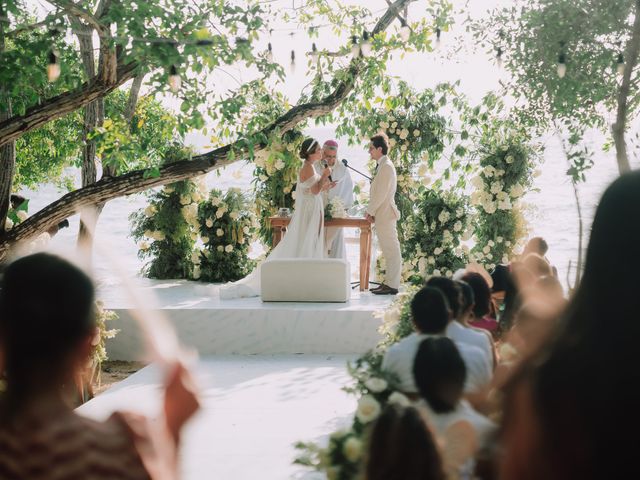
[{"xmin": 341, "ymin": 159, "xmax": 372, "ymax": 182}]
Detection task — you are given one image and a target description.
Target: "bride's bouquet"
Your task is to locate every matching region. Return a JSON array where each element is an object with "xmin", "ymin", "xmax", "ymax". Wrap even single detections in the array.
[{"xmin": 325, "ymin": 197, "xmax": 347, "ymax": 219}]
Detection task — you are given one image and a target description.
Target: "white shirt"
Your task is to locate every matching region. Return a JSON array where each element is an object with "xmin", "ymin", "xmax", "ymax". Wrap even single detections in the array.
[
  {"xmin": 446, "ymin": 321, "xmax": 493, "ymax": 368},
  {"xmin": 381, "ymin": 331, "xmax": 492, "ymax": 394}
]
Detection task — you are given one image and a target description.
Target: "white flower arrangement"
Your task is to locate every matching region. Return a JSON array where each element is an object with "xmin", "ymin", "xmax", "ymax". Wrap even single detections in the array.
[
  {"xmin": 327, "ymin": 197, "xmax": 347, "ymax": 219},
  {"xmin": 356, "ymin": 395, "xmax": 381, "ymax": 424},
  {"xmin": 364, "ymin": 377, "xmax": 388, "ymax": 393}
]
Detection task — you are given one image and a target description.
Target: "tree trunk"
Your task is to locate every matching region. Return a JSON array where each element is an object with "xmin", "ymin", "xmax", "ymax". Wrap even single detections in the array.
[
  {"xmin": 0, "ymin": 3, "xmax": 15, "ymax": 234},
  {"xmin": 75, "ymin": 22, "xmax": 102, "ymax": 254},
  {"xmin": 613, "ymin": 0, "xmax": 640, "ymax": 174},
  {"xmin": 0, "ymin": 0, "xmax": 411, "ymax": 262}
]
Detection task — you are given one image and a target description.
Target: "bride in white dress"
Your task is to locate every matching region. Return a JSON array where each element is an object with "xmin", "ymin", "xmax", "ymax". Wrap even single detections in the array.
[{"xmin": 219, "ymin": 138, "xmax": 336, "ymax": 299}]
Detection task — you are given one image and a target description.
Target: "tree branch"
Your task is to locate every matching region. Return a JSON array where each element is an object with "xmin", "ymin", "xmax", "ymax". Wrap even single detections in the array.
[
  {"xmin": 48, "ymin": 0, "xmax": 109, "ymax": 36},
  {"xmin": 612, "ymin": 0, "xmax": 640, "ymax": 174},
  {"xmin": 6, "ymin": 12, "xmax": 66, "ymax": 38},
  {"xmin": 0, "ymin": 61, "xmax": 138, "ymax": 148}
]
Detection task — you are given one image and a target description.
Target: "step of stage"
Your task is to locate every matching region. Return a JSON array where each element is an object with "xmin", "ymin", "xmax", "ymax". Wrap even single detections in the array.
[
  {"xmin": 78, "ymin": 355, "xmax": 356, "ymax": 480},
  {"xmin": 99, "ymin": 279, "xmax": 392, "ymax": 360}
]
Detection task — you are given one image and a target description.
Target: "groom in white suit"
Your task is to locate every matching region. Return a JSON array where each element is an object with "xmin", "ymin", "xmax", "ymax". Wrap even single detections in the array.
[{"xmin": 366, "ymin": 133, "xmax": 402, "ymax": 295}]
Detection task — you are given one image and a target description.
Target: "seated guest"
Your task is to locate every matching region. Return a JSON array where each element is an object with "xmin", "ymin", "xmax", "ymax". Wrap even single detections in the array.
[
  {"xmin": 363, "ymin": 404, "xmax": 446, "ymax": 480},
  {"xmin": 382, "ymin": 284, "xmax": 491, "ymax": 397},
  {"xmin": 382, "ymin": 287, "xmax": 450, "ymax": 395},
  {"xmin": 461, "ymin": 272, "xmax": 499, "ymax": 336},
  {"xmin": 413, "ymin": 337, "xmax": 496, "ymax": 477},
  {"xmin": 0, "ymin": 253, "xmax": 200, "ymax": 480},
  {"xmin": 454, "ymin": 280, "xmax": 497, "ymax": 369}
]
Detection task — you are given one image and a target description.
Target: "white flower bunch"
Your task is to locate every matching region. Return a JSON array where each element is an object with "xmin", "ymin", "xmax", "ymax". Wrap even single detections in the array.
[
  {"xmin": 364, "ymin": 377, "xmax": 388, "ymax": 393},
  {"xmin": 144, "ymin": 205, "xmax": 157, "ymax": 218},
  {"xmin": 356, "ymin": 395, "xmax": 381, "ymax": 424},
  {"xmin": 438, "ymin": 210, "xmax": 450, "ymax": 223},
  {"xmin": 328, "ymin": 197, "xmax": 347, "ymax": 219}
]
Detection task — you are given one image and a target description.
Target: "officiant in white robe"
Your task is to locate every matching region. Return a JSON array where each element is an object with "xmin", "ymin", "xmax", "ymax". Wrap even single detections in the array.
[{"xmin": 317, "ymin": 140, "xmax": 354, "ymax": 259}]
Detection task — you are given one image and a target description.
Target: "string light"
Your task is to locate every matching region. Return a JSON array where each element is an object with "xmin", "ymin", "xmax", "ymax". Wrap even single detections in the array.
[
  {"xmin": 290, "ymin": 49, "xmax": 296, "ymax": 73},
  {"xmin": 556, "ymin": 52, "xmax": 566, "ymax": 78},
  {"xmin": 168, "ymin": 64, "xmax": 181, "ymax": 92},
  {"xmin": 435, "ymin": 27, "xmax": 441, "ymax": 48},
  {"xmin": 496, "ymin": 47, "xmax": 503, "ymax": 69},
  {"xmin": 310, "ymin": 42, "xmax": 319, "ymax": 64},
  {"xmin": 399, "ymin": 19, "xmax": 410, "ymax": 42},
  {"xmin": 47, "ymin": 50, "xmax": 60, "ymax": 82},
  {"xmin": 266, "ymin": 42, "xmax": 273, "ymax": 62},
  {"xmin": 360, "ymin": 31, "xmax": 372, "ymax": 57},
  {"xmin": 616, "ymin": 52, "xmax": 625, "ymax": 77},
  {"xmin": 350, "ymin": 35, "xmax": 360, "ymax": 59}
]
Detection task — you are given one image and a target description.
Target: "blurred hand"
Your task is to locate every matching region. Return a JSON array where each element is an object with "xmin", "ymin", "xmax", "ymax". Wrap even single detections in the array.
[
  {"xmin": 164, "ymin": 362, "xmax": 200, "ymax": 443},
  {"xmin": 323, "ymin": 181, "xmax": 337, "ymax": 191},
  {"xmin": 321, "ymin": 166, "xmax": 332, "ymax": 178}
]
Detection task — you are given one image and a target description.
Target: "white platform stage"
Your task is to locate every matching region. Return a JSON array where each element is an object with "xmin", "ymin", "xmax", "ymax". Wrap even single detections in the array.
[
  {"xmin": 79, "ymin": 355, "xmax": 357, "ymax": 480},
  {"xmin": 98, "ymin": 279, "xmax": 392, "ymax": 360}
]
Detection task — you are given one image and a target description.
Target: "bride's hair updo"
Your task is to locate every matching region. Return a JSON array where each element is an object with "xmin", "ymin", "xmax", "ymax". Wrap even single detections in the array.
[{"xmin": 299, "ymin": 138, "xmax": 319, "ymax": 160}]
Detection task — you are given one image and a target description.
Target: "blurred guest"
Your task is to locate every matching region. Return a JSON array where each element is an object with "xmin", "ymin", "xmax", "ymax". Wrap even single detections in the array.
[
  {"xmin": 363, "ymin": 404, "xmax": 446, "ymax": 480},
  {"xmin": 461, "ymin": 272, "xmax": 499, "ymax": 336},
  {"xmin": 0, "ymin": 253, "xmax": 199, "ymax": 480},
  {"xmin": 500, "ymin": 172, "xmax": 640, "ymax": 480}
]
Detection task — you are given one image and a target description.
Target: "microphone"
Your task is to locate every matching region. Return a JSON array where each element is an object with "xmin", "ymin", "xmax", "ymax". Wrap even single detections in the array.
[
  {"xmin": 322, "ymin": 160, "xmax": 333, "ymax": 182},
  {"xmin": 341, "ymin": 159, "xmax": 373, "ymax": 181}
]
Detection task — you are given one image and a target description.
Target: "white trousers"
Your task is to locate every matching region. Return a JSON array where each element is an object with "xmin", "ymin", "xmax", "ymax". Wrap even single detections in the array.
[{"xmin": 375, "ymin": 217, "xmax": 401, "ymax": 289}]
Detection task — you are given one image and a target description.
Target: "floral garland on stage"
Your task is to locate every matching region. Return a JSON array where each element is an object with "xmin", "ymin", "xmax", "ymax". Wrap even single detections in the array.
[
  {"xmin": 252, "ymin": 136, "xmax": 302, "ymax": 249},
  {"xmin": 401, "ymin": 188, "xmax": 471, "ymax": 285},
  {"xmin": 295, "ymin": 287, "xmax": 419, "ymax": 480},
  {"xmin": 130, "ymin": 175, "xmax": 206, "ymax": 280},
  {"xmin": 469, "ymin": 127, "xmax": 538, "ymax": 270},
  {"xmin": 194, "ymin": 188, "xmax": 257, "ymax": 282}
]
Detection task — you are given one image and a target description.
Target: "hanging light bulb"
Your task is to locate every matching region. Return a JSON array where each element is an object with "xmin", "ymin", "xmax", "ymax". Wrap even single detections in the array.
[
  {"xmin": 350, "ymin": 35, "xmax": 360, "ymax": 59},
  {"xmin": 310, "ymin": 43, "xmax": 319, "ymax": 64},
  {"xmin": 361, "ymin": 31, "xmax": 372, "ymax": 57},
  {"xmin": 266, "ymin": 42, "xmax": 273, "ymax": 62},
  {"xmin": 617, "ymin": 52, "xmax": 625, "ymax": 77},
  {"xmin": 556, "ymin": 52, "xmax": 566, "ymax": 78},
  {"xmin": 47, "ymin": 50, "xmax": 60, "ymax": 82},
  {"xmin": 290, "ymin": 50, "xmax": 296, "ymax": 73},
  {"xmin": 168, "ymin": 65, "xmax": 181, "ymax": 92},
  {"xmin": 400, "ymin": 19, "xmax": 411, "ymax": 42},
  {"xmin": 496, "ymin": 47, "xmax": 504, "ymax": 69},
  {"xmin": 435, "ymin": 27, "xmax": 441, "ymax": 48}
]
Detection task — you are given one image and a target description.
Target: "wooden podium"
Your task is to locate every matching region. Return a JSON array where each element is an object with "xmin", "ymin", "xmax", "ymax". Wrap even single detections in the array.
[{"xmin": 269, "ymin": 216, "xmax": 373, "ymax": 291}]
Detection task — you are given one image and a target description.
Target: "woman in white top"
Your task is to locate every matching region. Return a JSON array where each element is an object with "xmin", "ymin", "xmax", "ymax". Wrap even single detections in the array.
[{"xmin": 220, "ymin": 138, "xmax": 335, "ymax": 299}]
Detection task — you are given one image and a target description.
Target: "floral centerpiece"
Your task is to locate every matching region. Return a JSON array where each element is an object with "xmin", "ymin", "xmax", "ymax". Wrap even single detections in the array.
[{"xmin": 325, "ymin": 196, "xmax": 348, "ymax": 220}]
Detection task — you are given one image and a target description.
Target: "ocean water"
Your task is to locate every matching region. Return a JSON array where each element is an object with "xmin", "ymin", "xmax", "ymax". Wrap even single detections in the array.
[{"xmin": 20, "ymin": 126, "xmax": 627, "ymax": 291}]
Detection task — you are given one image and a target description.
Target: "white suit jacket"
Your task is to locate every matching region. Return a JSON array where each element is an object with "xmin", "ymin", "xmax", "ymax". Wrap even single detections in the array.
[{"xmin": 367, "ymin": 155, "xmax": 400, "ymax": 220}]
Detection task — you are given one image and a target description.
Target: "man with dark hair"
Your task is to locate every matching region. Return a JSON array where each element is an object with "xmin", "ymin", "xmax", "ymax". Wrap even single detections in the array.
[{"xmin": 367, "ymin": 133, "xmax": 401, "ymax": 295}]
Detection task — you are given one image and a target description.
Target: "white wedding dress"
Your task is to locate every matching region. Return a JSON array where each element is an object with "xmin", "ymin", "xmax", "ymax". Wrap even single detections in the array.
[{"xmin": 219, "ymin": 171, "xmax": 325, "ymax": 299}]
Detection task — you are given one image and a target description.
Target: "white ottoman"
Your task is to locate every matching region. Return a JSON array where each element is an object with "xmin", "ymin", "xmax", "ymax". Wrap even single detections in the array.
[{"xmin": 261, "ymin": 259, "xmax": 351, "ymax": 302}]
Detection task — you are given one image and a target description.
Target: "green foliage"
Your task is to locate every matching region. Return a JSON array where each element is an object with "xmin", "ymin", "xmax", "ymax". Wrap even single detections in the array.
[
  {"xmin": 130, "ymin": 146, "xmax": 205, "ymax": 279},
  {"xmin": 252, "ymin": 137, "xmax": 302, "ymax": 248},
  {"xmin": 195, "ymin": 188, "xmax": 257, "ymax": 282},
  {"xmin": 473, "ymin": 0, "xmax": 635, "ymax": 132},
  {"xmin": 469, "ymin": 125, "xmax": 538, "ymax": 268},
  {"xmin": 401, "ymin": 189, "xmax": 470, "ymax": 285}
]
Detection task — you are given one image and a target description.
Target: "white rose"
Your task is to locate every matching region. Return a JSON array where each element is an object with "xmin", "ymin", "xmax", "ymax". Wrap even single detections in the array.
[
  {"xmin": 446, "ymin": 270, "xmax": 453, "ymax": 277},
  {"xmin": 206, "ymin": 218, "xmax": 214, "ymax": 228},
  {"xmin": 342, "ymin": 437, "xmax": 363, "ymax": 463},
  {"xmin": 391, "ymin": 121, "xmax": 398, "ymax": 129},
  {"xmin": 201, "ymin": 236, "xmax": 210, "ymax": 244},
  {"xmin": 399, "ymin": 129, "xmax": 409, "ymax": 140},
  {"xmin": 217, "ymin": 245, "xmax": 224, "ymax": 252},
  {"xmin": 225, "ymin": 244, "xmax": 233, "ymax": 253},
  {"xmin": 389, "ymin": 138, "xmax": 397, "ymax": 147},
  {"xmin": 16, "ymin": 210, "xmax": 28, "ymax": 221},
  {"xmin": 230, "ymin": 211, "xmax": 239, "ymax": 220},
  {"xmin": 388, "ymin": 391, "xmax": 411, "ymax": 406},
  {"xmin": 211, "ymin": 197, "xmax": 221, "ymax": 206},
  {"xmin": 506, "ymin": 240, "xmax": 512, "ymax": 247},
  {"xmin": 434, "ymin": 247, "xmax": 443, "ymax": 255},
  {"xmin": 509, "ymin": 183, "xmax": 524, "ymax": 198},
  {"xmin": 483, "ymin": 202, "xmax": 497, "ymax": 214},
  {"xmin": 139, "ymin": 241, "xmax": 150, "ymax": 251},
  {"xmin": 144, "ymin": 229, "xmax": 153, "ymax": 238},
  {"xmin": 438, "ymin": 210, "xmax": 450, "ymax": 223},
  {"xmin": 163, "ymin": 186, "xmax": 174, "ymax": 194},
  {"xmin": 191, "ymin": 251, "xmax": 201, "ymax": 264},
  {"xmin": 190, "ymin": 232, "xmax": 198, "ymax": 241},
  {"xmin": 490, "ymin": 181, "xmax": 502, "ymax": 194},
  {"xmin": 179, "ymin": 194, "xmax": 191, "ymax": 205},
  {"xmin": 216, "ymin": 228, "xmax": 224, "ymax": 237},
  {"xmin": 243, "ymin": 226, "xmax": 250, "ymax": 234},
  {"xmin": 488, "ymin": 240, "xmax": 495, "ymax": 247},
  {"xmin": 497, "ymin": 199, "xmax": 512, "ymax": 210},
  {"xmin": 453, "ymin": 221, "xmax": 462, "ymax": 232},
  {"xmin": 153, "ymin": 231, "xmax": 166, "ymax": 241},
  {"xmin": 428, "ymin": 256, "xmax": 435, "ymax": 265},
  {"xmin": 356, "ymin": 395, "xmax": 381, "ymax": 424},
  {"xmin": 400, "ymin": 144, "xmax": 407, "ymax": 152},
  {"xmin": 432, "ymin": 269, "xmax": 441, "ymax": 276},
  {"xmin": 380, "ymin": 121, "xmax": 389, "ymax": 129},
  {"xmin": 502, "ymin": 255, "xmax": 510, "ymax": 264},
  {"xmin": 413, "ymin": 129, "xmax": 420, "ymax": 136},
  {"xmin": 259, "ymin": 174, "xmax": 268, "ymax": 182},
  {"xmin": 283, "ymin": 186, "xmax": 291, "ymax": 194},
  {"xmin": 496, "ymin": 236, "xmax": 504, "ymax": 243},
  {"xmin": 215, "ymin": 210, "xmax": 224, "ymax": 219},
  {"xmin": 364, "ymin": 377, "xmax": 388, "ymax": 393},
  {"xmin": 506, "ymin": 155, "xmax": 514, "ymax": 164},
  {"xmin": 274, "ymin": 159, "xmax": 285, "ymax": 170},
  {"xmin": 483, "ymin": 245, "xmax": 490, "ymax": 254}
]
